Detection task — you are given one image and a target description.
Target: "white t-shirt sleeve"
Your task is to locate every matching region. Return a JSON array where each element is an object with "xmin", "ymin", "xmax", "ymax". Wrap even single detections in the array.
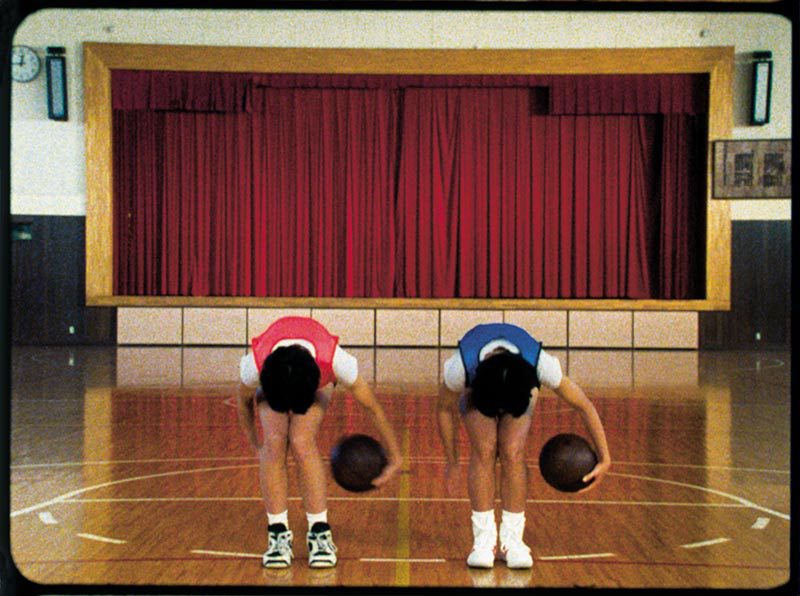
[
  {"xmin": 443, "ymin": 352, "xmax": 466, "ymax": 393},
  {"xmin": 332, "ymin": 346, "xmax": 359, "ymax": 387},
  {"xmin": 536, "ymin": 349, "xmax": 563, "ymax": 390},
  {"xmin": 239, "ymin": 352, "xmax": 260, "ymax": 388}
]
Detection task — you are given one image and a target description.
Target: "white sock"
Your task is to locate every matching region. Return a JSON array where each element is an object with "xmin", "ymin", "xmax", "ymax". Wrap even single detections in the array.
[
  {"xmin": 267, "ymin": 510, "xmax": 289, "ymax": 527},
  {"xmin": 471, "ymin": 510, "xmax": 497, "ymax": 547},
  {"xmin": 307, "ymin": 510, "xmax": 328, "ymax": 530},
  {"xmin": 471, "ymin": 510, "xmax": 495, "ymax": 529},
  {"xmin": 500, "ymin": 510, "xmax": 526, "ymax": 541}
]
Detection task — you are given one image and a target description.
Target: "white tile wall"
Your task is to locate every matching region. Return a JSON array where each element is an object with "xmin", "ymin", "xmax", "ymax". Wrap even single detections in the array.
[
  {"xmin": 376, "ymin": 309, "xmax": 439, "ymax": 346},
  {"xmin": 569, "ymin": 311, "xmax": 633, "ymax": 348},
  {"xmin": 117, "ymin": 307, "xmax": 183, "ymax": 345},
  {"xmin": 116, "ymin": 347, "xmax": 183, "ymax": 385},
  {"xmin": 183, "ymin": 308, "xmax": 247, "ymax": 345},
  {"xmin": 634, "ymin": 312, "xmax": 699, "ymax": 349},
  {"xmin": 115, "ymin": 308, "xmax": 699, "ymax": 350}
]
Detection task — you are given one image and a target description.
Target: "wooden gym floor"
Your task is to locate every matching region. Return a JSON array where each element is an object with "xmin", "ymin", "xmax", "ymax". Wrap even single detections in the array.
[{"xmin": 8, "ymin": 345, "xmax": 791, "ymax": 590}]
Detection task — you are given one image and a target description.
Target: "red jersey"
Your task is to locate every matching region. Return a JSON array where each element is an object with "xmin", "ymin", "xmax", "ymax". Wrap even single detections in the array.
[{"xmin": 251, "ymin": 317, "xmax": 339, "ymax": 388}]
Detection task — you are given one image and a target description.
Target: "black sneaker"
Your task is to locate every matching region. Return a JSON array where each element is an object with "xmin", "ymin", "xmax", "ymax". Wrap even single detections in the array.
[
  {"xmin": 262, "ymin": 523, "xmax": 293, "ymax": 568},
  {"xmin": 307, "ymin": 522, "xmax": 338, "ymax": 568}
]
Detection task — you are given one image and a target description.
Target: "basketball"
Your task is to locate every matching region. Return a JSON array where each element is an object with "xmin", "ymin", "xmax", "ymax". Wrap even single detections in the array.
[
  {"xmin": 330, "ymin": 433, "xmax": 388, "ymax": 493},
  {"xmin": 538, "ymin": 433, "xmax": 598, "ymax": 492}
]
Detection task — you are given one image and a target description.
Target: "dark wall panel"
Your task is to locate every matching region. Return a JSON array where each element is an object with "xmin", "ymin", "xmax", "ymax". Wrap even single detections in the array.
[
  {"xmin": 11, "ymin": 215, "xmax": 115, "ymax": 345},
  {"xmin": 700, "ymin": 220, "xmax": 791, "ymax": 349}
]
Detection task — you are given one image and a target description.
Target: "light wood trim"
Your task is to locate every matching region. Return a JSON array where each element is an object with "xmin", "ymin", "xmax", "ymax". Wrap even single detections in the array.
[
  {"xmin": 84, "ymin": 44, "xmax": 734, "ymax": 311},
  {"xmin": 84, "ymin": 43, "xmax": 115, "ymax": 298},
  {"xmin": 82, "ymin": 44, "xmax": 733, "ymax": 75},
  {"xmin": 91, "ymin": 296, "xmax": 728, "ymax": 311},
  {"xmin": 705, "ymin": 49, "xmax": 734, "ymax": 310}
]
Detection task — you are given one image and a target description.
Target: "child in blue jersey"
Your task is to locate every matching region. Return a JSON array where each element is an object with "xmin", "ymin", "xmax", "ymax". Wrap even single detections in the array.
[{"xmin": 437, "ymin": 323, "xmax": 611, "ymax": 569}]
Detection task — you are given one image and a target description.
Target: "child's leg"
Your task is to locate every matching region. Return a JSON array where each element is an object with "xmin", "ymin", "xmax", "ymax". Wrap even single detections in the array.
[
  {"xmin": 287, "ymin": 387, "xmax": 331, "ymax": 516},
  {"xmin": 288, "ymin": 387, "xmax": 336, "ymax": 568},
  {"xmin": 496, "ymin": 406, "xmax": 534, "ymax": 569},
  {"xmin": 497, "ymin": 408, "xmax": 533, "ymax": 512},
  {"xmin": 462, "ymin": 405, "xmax": 499, "ymax": 512},
  {"xmin": 462, "ymin": 404, "xmax": 500, "ymax": 567},
  {"xmin": 257, "ymin": 404, "xmax": 291, "ymax": 515},
  {"xmin": 257, "ymin": 405, "xmax": 293, "ymax": 568}
]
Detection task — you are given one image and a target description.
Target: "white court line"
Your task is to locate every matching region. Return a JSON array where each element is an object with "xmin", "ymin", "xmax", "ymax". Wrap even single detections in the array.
[
  {"xmin": 539, "ymin": 553, "xmax": 616, "ymax": 561},
  {"xmin": 38, "ymin": 512, "xmax": 58, "ymax": 525},
  {"xmin": 680, "ymin": 538, "xmax": 731, "ymax": 549},
  {"xmin": 12, "ymin": 463, "xmax": 787, "ymax": 527},
  {"xmin": 752, "ymin": 517, "xmax": 770, "ymax": 530},
  {"xmin": 360, "ymin": 558, "xmax": 446, "ymax": 563},
  {"xmin": 62, "ymin": 497, "xmax": 749, "ymax": 509},
  {"xmin": 11, "ymin": 458, "xmax": 790, "ymax": 475},
  {"xmin": 608, "ymin": 471, "xmax": 790, "ymax": 521},
  {"xmin": 77, "ymin": 533, "xmax": 127, "ymax": 545},
  {"xmin": 12, "ymin": 457, "xmax": 257, "ymax": 469},
  {"xmin": 191, "ymin": 549, "xmax": 261, "ymax": 559},
  {"xmin": 10, "ymin": 464, "xmax": 258, "ymax": 518},
  {"xmin": 730, "ymin": 359, "xmax": 785, "ymax": 373}
]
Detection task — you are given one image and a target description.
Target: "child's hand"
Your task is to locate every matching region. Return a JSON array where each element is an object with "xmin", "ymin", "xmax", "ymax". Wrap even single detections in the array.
[
  {"xmin": 577, "ymin": 459, "xmax": 610, "ymax": 493},
  {"xmin": 372, "ymin": 455, "xmax": 402, "ymax": 487}
]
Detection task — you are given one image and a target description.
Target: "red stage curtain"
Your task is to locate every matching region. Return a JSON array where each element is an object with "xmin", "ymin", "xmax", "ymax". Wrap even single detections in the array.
[
  {"xmin": 395, "ymin": 88, "xmax": 681, "ymax": 299},
  {"xmin": 112, "ymin": 71, "xmax": 707, "ymax": 299},
  {"xmin": 248, "ymin": 87, "xmax": 399, "ymax": 297}
]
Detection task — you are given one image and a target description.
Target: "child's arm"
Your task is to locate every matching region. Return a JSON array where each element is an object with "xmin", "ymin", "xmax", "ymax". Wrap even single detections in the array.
[
  {"xmin": 436, "ymin": 384, "xmax": 462, "ymax": 495},
  {"xmin": 236, "ymin": 382, "xmax": 260, "ymax": 450},
  {"xmin": 552, "ymin": 376, "xmax": 611, "ymax": 488},
  {"xmin": 348, "ymin": 376, "xmax": 403, "ymax": 486},
  {"xmin": 436, "ymin": 384, "xmax": 460, "ymax": 466}
]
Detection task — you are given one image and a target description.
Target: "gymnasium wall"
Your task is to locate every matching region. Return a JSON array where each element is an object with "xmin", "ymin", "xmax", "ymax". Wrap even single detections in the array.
[{"xmin": 9, "ymin": 10, "xmax": 792, "ymax": 349}]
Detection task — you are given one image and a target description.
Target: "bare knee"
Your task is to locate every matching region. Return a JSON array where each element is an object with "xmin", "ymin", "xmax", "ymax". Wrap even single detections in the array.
[
  {"xmin": 471, "ymin": 440, "xmax": 498, "ymax": 467},
  {"xmin": 261, "ymin": 433, "xmax": 288, "ymax": 464},
  {"xmin": 498, "ymin": 439, "xmax": 527, "ymax": 467},
  {"xmin": 289, "ymin": 432, "xmax": 319, "ymax": 462}
]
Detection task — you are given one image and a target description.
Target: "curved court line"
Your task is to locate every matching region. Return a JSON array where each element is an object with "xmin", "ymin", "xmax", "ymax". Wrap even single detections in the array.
[
  {"xmin": 11, "ymin": 457, "xmax": 790, "ymax": 475},
  {"xmin": 608, "ymin": 471, "xmax": 789, "ymax": 521},
  {"xmin": 10, "ymin": 463, "xmax": 258, "ymax": 518},
  {"xmin": 62, "ymin": 497, "xmax": 749, "ymax": 509},
  {"xmin": 13, "ymin": 463, "xmax": 788, "ymax": 525},
  {"xmin": 729, "ymin": 359, "xmax": 785, "ymax": 373},
  {"xmin": 12, "ymin": 457, "xmax": 257, "ymax": 469}
]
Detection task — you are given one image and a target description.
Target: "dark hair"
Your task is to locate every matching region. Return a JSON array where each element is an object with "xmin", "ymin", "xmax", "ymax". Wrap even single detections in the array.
[
  {"xmin": 258, "ymin": 345, "xmax": 320, "ymax": 414},
  {"xmin": 470, "ymin": 351, "xmax": 538, "ymax": 418}
]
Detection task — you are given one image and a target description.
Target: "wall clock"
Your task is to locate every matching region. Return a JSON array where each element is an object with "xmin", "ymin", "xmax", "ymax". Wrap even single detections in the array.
[{"xmin": 11, "ymin": 45, "xmax": 41, "ymax": 83}]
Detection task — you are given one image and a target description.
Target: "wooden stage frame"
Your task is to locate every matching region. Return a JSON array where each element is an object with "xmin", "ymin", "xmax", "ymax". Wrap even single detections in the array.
[{"xmin": 84, "ymin": 44, "xmax": 733, "ymax": 311}]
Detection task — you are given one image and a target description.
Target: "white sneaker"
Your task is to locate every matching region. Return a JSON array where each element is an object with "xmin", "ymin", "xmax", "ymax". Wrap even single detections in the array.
[
  {"xmin": 467, "ymin": 545, "xmax": 496, "ymax": 568},
  {"xmin": 467, "ymin": 523, "xmax": 497, "ymax": 568},
  {"xmin": 499, "ymin": 535, "xmax": 533, "ymax": 569},
  {"xmin": 263, "ymin": 523, "xmax": 294, "ymax": 568}
]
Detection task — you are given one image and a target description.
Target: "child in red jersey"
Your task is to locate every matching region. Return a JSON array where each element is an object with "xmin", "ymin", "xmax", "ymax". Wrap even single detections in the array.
[{"xmin": 236, "ymin": 316, "xmax": 402, "ymax": 568}]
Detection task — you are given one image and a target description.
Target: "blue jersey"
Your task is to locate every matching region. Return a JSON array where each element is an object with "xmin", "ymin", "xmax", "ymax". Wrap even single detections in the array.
[{"xmin": 458, "ymin": 323, "xmax": 542, "ymax": 386}]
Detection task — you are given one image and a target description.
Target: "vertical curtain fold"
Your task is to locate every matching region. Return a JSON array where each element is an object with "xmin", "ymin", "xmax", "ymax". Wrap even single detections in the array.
[{"xmin": 112, "ymin": 71, "xmax": 706, "ymax": 300}]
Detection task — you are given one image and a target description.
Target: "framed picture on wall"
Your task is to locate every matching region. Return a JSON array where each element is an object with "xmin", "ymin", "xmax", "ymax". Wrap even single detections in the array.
[{"xmin": 713, "ymin": 139, "xmax": 791, "ymax": 199}]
